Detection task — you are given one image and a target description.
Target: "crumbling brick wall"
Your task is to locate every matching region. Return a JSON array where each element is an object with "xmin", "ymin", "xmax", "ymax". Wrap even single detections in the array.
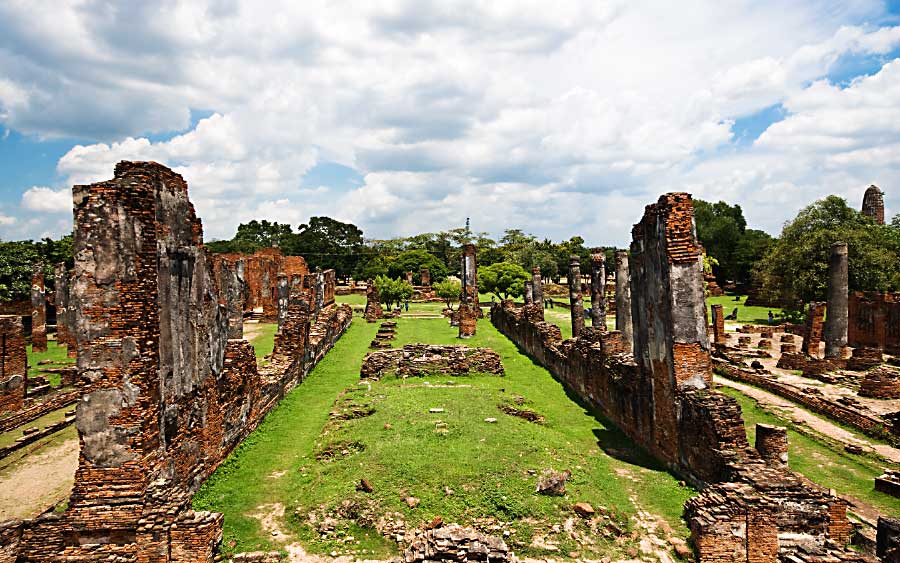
[
  {"xmin": 4, "ymin": 161, "xmax": 353, "ymax": 562},
  {"xmin": 491, "ymin": 192, "xmax": 859, "ymax": 563},
  {"xmin": 212, "ymin": 255, "xmax": 246, "ymax": 340},
  {"xmin": 30, "ymin": 263, "xmax": 47, "ymax": 353},
  {"xmin": 0, "ymin": 315, "xmax": 26, "ymax": 415},
  {"xmin": 848, "ymin": 291, "xmax": 900, "ymax": 355},
  {"xmin": 360, "ymin": 344, "xmax": 504, "ymax": 379},
  {"xmin": 365, "ymin": 281, "xmax": 383, "ymax": 322},
  {"xmin": 53, "ymin": 263, "xmax": 77, "ymax": 358},
  {"xmin": 802, "ymin": 302, "xmax": 825, "ymax": 357}
]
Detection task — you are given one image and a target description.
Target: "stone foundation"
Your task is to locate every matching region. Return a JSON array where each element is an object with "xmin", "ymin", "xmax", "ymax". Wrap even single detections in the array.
[
  {"xmin": 360, "ymin": 344, "xmax": 504, "ymax": 379},
  {"xmin": 859, "ymin": 365, "xmax": 900, "ymax": 399}
]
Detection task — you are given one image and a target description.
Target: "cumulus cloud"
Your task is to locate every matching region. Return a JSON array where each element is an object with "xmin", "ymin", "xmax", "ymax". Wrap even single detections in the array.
[
  {"xmin": 1, "ymin": 0, "xmax": 899, "ymax": 244},
  {"xmin": 21, "ymin": 186, "xmax": 72, "ymax": 213}
]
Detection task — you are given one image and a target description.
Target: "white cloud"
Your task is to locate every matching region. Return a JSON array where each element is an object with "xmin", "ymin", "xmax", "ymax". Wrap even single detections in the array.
[
  {"xmin": 1, "ymin": 1, "xmax": 899, "ymax": 244},
  {"xmin": 21, "ymin": 186, "xmax": 72, "ymax": 213}
]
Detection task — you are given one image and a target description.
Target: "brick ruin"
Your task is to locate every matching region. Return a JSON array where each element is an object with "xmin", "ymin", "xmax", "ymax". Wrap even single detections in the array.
[
  {"xmin": 0, "ymin": 315, "xmax": 27, "ymax": 415},
  {"xmin": 30, "ymin": 263, "xmax": 47, "ymax": 353},
  {"xmin": 216, "ymin": 248, "xmax": 311, "ymax": 322},
  {"xmin": 859, "ymin": 365, "xmax": 900, "ymax": 399},
  {"xmin": 420, "ymin": 267, "xmax": 431, "ymax": 287},
  {"xmin": 567, "ymin": 256, "xmax": 584, "ymax": 337},
  {"xmin": 491, "ymin": 192, "xmax": 865, "ymax": 563},
  {"xmin": 825, "ymin": 242, "xmax": 849, "ymax": 359},
  {"xmin": 458, "ymin": 243, "xmax": 478, "ymax": 338},
  {"xmin": 614, "ymin": 249, "xmax": 633, "ymax": 351},
  {"xmin": 590, "ymin": 249, "xmax": 606, "ymax": 328},
  {"xmin": 711, "ymin": 304, "xmax": 726, "ymax": 345},
  {"xmin": 862, "ymin": 185, "xmax": 886, "ymax": 225},
  {"xmin": 211, "ymin": 255, "xmax": 246, "ymax": 339},
  {"xmin": 1, "ymin": 161, "xmax": 352, "ymax": 561},
  {"xmin": 360, "ymin": 344, "xmax": 504, "ymax": 380},
  {"xmin": 848, "ymin": 291, "xmax": 900, "ymax": 355},
  {"xmin": 802, "ymin": 302, "xmax": 826, "ymax": 357},
  {"xmin": 365, "ymin": 280, "xmax": 383, "ymax": 322},
  {"xmin": 54, "ymin": 262, "xmax": 77, "ymax": 357}
]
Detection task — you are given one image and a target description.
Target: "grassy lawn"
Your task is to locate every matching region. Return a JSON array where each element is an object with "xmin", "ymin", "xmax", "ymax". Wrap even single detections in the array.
[
  {"xmin": 27, "ymin": 340, "xmax": 75, "ymax": 388},
  {"xmin": 194, "ymin": 314, "xmax": 695, "ymax": 559},
  {"xmin": 247, "ymin": 323, "xmax": 278, "ymax": 360},
  {"xmin": 706, "ymin": 294, "xmax": 782, "ymax": 325},
  {"xmin": 718, "ymin": 386, "xmax": 900, "ymax": 516},
  {"xmin": 0, "ymin": 405, "xmax": 72, "ymax": 449}
]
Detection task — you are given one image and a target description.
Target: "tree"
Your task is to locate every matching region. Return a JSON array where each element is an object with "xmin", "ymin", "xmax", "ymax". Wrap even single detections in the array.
[
  {"xmin": 0, "ymin": 236, "xmax": 74, "ymax": 301},
  {"xmin": 693, "ymin": 199, "xmax": 748, "ymax": 283},
  {"xmin": 478, "ymin": 262, "xmax": 530, "ymax": 300},
  {"xmin": 387, "ymin": 249, "xmax": 448, "ymax": 283},
  {"xmin": 374, "ymin": 275, "xmax": 414, "ymax": 309},
  {"xmin": 433, "ymin": 279, "xmax": 461, "ymax": 310},
  {"xmin": 295, "ymin": 217, "xmax": 365, "ymax": 280},
  {"xmin": 753, "ymin": 195, "xmax": 900, "ymax": 311},
  {"xmin": 234, "ymin": 220, "xmax": 297, "ymax": 251}
]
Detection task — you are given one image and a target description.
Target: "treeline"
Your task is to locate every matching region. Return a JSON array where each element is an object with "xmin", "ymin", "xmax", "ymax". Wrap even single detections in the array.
[{"xmin": 1, "ymin": 194, "xmax": 897, "ymax": 313}]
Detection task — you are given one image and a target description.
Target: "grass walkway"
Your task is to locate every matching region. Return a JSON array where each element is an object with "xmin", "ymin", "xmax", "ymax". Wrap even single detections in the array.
[{"xmin": 194, "ymin": 309, "xmax": 695, "ymax": 559}]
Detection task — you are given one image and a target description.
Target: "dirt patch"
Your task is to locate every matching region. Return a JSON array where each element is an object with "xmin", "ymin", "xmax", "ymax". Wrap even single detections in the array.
[
  {"xmin": 0, "ymin": 433, "xmax": 78, "ymax": 520},
  {"xmin": 315, "ymin": 441, "xmax": 365, "ymax": 461},
  {"xmin": 499, "ymin": 404, "xmax": 545, "ymax": 424}
]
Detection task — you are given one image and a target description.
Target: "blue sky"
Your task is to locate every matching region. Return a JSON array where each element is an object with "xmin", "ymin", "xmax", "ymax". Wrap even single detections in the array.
[{"xmin": 2, "ymin": 1, "xmax": 900, "ymax": 245}]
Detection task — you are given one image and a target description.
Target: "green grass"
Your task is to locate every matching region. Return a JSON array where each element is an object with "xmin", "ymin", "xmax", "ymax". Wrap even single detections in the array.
[
  {"xmin": 27, "ymin": 340, "xmax": 75, "ymax": 387},
  {"xmin": 194, "ymin": 315, "xmax": 695, "ymax": 558},
  {"xmin": 247, "ymin": 323, "xmax": 278, "ymax": 360},
  {"xmin": 718, "ymin": 386, "xmax": 900, "ymax": 516},
  {"xmin": 706, "ymin": 294, "xmax": 782, "ymax": 325},
  {"xmin": 336, "ymin": 293, "xmax": 366, "ymax": 307}
]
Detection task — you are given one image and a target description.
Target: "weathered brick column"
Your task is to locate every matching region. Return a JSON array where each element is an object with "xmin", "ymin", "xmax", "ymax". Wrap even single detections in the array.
[
  {"xmin": 0, "ymin": 315, "xmax": 27, "ymax": 415},
  {"xmin": 568, "ymin": 256, "xmax": 584, "ymax": 338},
  {"xmin": 801, "ymin": 302, "xmax": 825, "ymax": 357},
  {"xmin": 630, "ymin": 193, "xmax": 711, "ymax": 462},
  {"xmin": 824, "ymin": 242, "xmax": 848, "ymax": 359},
  {"xmin": 530, "ymin": 267, "xmax": 545, "ymax": 321},
  {"xmin": 711, "ymin": 304, "xmax": 726, "ymax": 345},
  {"xmin": 458, "ymin": 244, "xmax": 478, "ymax": 338},
  {"xmin": 523, "ymin": 279, "xmax": 534, "ymax": 305},
  {"xmin": 755, "ymin": 423, "xmax": 788, "ymax": 466},
  {"xmin": 277, "ymin": 273, "xmax": 290, "ymax": 330},
  {"xmin": 30, "ymin": 263, "xmax": 47, "ymax": 352},
  {"xmin": 614, "ymin": 250, "xmax": 633, "ymax": 353},
  {"xmin": 420, "ymin": 267, "xmax": 431, "ymax": 286},
  {"xmin": 365, "ymin": 280, "xmax": 383, "ymax": 322},
  {"xmin": 590, "ymin": 248, "xmax": 606, "ymax": 330},
  {"xmin": 214, "ymin": 256, "xmax": 246, "ymax": 340},
  {"xmin": 862, "ymin": 185, "xmax": 885, "ymax": 225},
  {"xmin": 54, "ymin": 262, "xmax": 77, "ymax": 357}
]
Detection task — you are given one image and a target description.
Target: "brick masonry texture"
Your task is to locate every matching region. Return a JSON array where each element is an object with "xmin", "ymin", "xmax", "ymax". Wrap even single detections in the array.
[
  {"xmin": 360, "ymin": 344, "xmax": 504, "ymax": 380},
  {"xmin": 29, "ymin": 263, "xmax": 46, "ymax": 353},
  {"xmin": 2, "ymin": 161, "xmax": 352, "ymax": 562},
  {"xmin": 849, "ymin": 291, "xmax": 900, "ymax": 355},
  {"xmin": 458, "ymin": 244, "xmax": 478, "ymax": 338},
  {"xmin": 0, "ymin": 316, "xmax": 27, "ymax": 415},
  {"xmin": 802, "ymin": 302, "xmax": 826, "ymax": 357},
  {"xmin": 492, "ymin": 192, "xmax": 866, "ymax": 563},
  {"xmin": 862, "ymin": 185, "xmax": 886, "ymax": 225}
]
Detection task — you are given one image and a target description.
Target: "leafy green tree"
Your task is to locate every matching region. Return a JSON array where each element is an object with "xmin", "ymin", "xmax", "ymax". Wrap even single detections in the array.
[
  {"xmin": 295, "ymin": 217, "xmax": 365, "ymax": 280},
  {"xmin": 433, "ymin": 279, "xmax": 461, "ymax": 310},
  {"xmin": 387, "ymin": 249, "xmax": 448, "ymax": 283},
  {"xmin": 0, "ymin": 236, "xmax": 74, "ymax": 301},
  {"xmin": 357, "ymin": 255, "xmax": 392, "ymax": 281},
  {"xmin": 374, "ymin": 275, "xmax": 414, "ymax": 309},
  {"xmin": 234, "ymin": 220, "xmax": 297, "ymax": 251},
  {"xmin": 478, "ymin": 262, "xmax": 530, "ymax": 300},
  {"xmin": 754, "ymin": 195, "xmax": 900, "ymax": 311},
  {"xmin": 693, "ymin": 199, "xmax": 747, "ymax": 283}
]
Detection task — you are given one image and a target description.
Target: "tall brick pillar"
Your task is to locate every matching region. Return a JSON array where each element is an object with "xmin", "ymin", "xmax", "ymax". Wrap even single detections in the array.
[
  {"xmin": 630, "ymin": 193, "xmax": 712, "ymax": 463},
  {"xmin": 420, "ymin": 267, "xmax": 431, "ymax": 286},
  {"xmin": 0, "ymin": 315, "xmax": 27, "ymax": 415},
  {"xmin": 614, "ymin": 250, "xmax": 633, "ymax": 353},
  {"xmin": 568, "ymin": 256, "xmax": 584, "ymax": 338},
  {"xmin": 523, "ymin": 280, "xmax": 534, "ymax": 305},
  {"xmin": 755, "ymin": 423, "xmax": 788, "ymax": 466},
  {"xmin": 824, "ymin": 242, "xmax": 848, "ymax": 359},
  {"xmin": 530, "ymin": 267, "xmax": 545, "ymax": 321},
  {"xmin": 458, "ymin": 244, "xmax": 478, "ymax": 338},
  {"xmin": 30, "ymin": 263, "xmax": 47, "ymax": 352},
  {"xmin": 862, "ymin": 185, "xmax": 885, "ymax": 225},
  {"xmin": 365, "ymin": 280, "xmax": 383, "ymax": 322},
  {"xmin": 277, "ymin": 273, "xmax": 290, "ymax": 330},
  {"xmin": 67, "ymin": 161, "xmax": 227, "ymax": 551},
  {"xmin": 54, "ymin": 262, "xmax": 77, "ymax": 357},
  {"xmin": 711, "ymin": 304, "xmax": 726, "ymax": 345},
  {"xmin": 590, "ymin": 248, "xmax": 606, "ymax": 330},
  {"xmin": 801, "ymin": 302, "xmax": 825, "ymax": 357}
]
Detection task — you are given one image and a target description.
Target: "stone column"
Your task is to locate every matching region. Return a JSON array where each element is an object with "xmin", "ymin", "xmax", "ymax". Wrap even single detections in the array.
[
  {"xmin": 590, "ymin": 248, "xmax": 606, "ymax": 329},
  {"xmin": 365, "ymin": 279, "xmax": 383, "ymax": 322},
  {"xmin": 458, "ymin": 243, "xmax": 478, "ymax": 338},
  {"xmin": 524, "ymin": 280, "xmax": 534, "ymax": 305},
  {"xmin": 755, "ymin": 423, "xmax": 788, "ymax": 466},
  {"xmin": 614, "ymin": 250, "xmax": 633, "ymax": 351},
  {"xmin": 0, "ymin": 315, "xmax": 27, "ymax": 415},
  {"xmin": 530, "ymin": 267, "xmax": 545, "ymax": 321},
  {"xmin": 710, "ymin": 304, "xmax": 726, "ymax": 345},
  {"xmin": 30, "ymin": 262, "xmax": 47, "ymax": 352},
  {"xmin": 315, "ymin": 269, "xmax": 325, "ymax": 314},
  {"xmin": 568, "ymin": 256, "xmax": 584, "ymax": 338},
  {"xmin": 420, "ymin": 267, "xmax": 431, "ymax": 286},
  {"xmin": 54, "ymin": 262, "xmax": 75, "ymax": 355},
  {"xmin": 216, "ymin": 257, "xmax": 246, "ymax": 340},
  {"xmin": 276, "ymin": 273, "xmax": 290, "ymax": 330},
  {"xmin": 801, "ymin": 302, "xmax": 825, "ymax": 358},
  {"xmin": 824, "ymin": 242, "xmax": 849, "ymax": 359}
]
